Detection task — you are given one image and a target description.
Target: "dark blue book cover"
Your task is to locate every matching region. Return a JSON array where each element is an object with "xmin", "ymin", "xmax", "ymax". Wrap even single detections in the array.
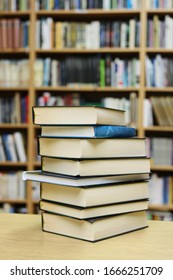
[{"xmin": 94, "ymin": 126, "xmax": 136, "ymax": 138}]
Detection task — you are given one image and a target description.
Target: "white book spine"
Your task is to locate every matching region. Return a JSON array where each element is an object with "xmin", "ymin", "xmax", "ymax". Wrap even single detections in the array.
[{"xmin": 13, "ymin": 132, "xmax": 27, "ymax": 162}]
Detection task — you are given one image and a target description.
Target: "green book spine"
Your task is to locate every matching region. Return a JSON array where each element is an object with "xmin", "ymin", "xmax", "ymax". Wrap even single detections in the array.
[{"xmin": 100, "ymin": 59, "xmax": 105, "ymax": 87}]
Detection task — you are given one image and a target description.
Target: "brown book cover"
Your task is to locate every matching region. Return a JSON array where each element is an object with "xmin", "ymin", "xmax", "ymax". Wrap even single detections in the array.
[
  {"xmin": 7, "ymin": 19, "xmax": 13, "ymax": 48},
  {"xmin": 13, "ymin": 18, "xmax": 21, "ymax": 48},
  {"xmin": 1, "ymin": 19, "xmax": 8, "ymax": 48}
]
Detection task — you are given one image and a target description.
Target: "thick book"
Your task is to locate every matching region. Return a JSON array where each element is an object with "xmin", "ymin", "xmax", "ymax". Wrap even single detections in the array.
[
  {"xmin": 40, "ymin": 180, "xmax": 149, "ymax": 207},
  {"xmin": 41, "ymin": 125, "xmax": 137, "ymax": 138},
  {"xmin": 38, "ymin": 137, "xmax": 146, "ymax": 159},
  {"xmin": 41, "ymin": 157, "xmax": 150, "ymax": 177},
  {"xmin": 42, "ymin": 211, "xmax": 148, "ymax": 242},
  {"xmin": 40, "ymin": 199, "xmax": 148, "ymax": 219},
  {"xmin": 22, "ymin": 170, "xmax": 150, "ymax": 187},
  {"xmin": 32, "ymin": 106, "xmax": 125, "ymax": 125}
]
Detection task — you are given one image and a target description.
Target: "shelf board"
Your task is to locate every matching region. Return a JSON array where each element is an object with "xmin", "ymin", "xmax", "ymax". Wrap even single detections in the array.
[
  {"xmin": 36, "ymin": 48, "xmax": 140, "ymax": 54},
  {"xmin": 145, "ymin": 126, "xmax": 173, "ymax": 132},
  {"xmin": 0, "ymin": 87, "xmax": 29, "ymax": 91},
  {"xmin": 35, "ymin": 86, "xmax": 139, "ymax": 92},
  {"xmin": 0, "ymin": 11, "xmax": 31, "ymax": 17},
  {"xmin": 0, "ymin": 199, "xmax": 27, "ymax": 204},
  {"xmin": 147, "ymin": 9, "xmax": 173, "ymax": 15},
  {"xmin": 149, "ymin": 204, "xmax": 173, "ymax": 211},
  {"xmin": 36, "ymin": 9, "xmax": 141, "ymax": 17},
  {"xmin": 34, "ymin": 161, "xmax": 41, "ymax": 167},
  {"xmin": 0, "ymin": 162, "xmax": 28, "ymax": 167},
  {"xmin": 0, "ymin": 124, "xmax": 29, "ymax": 129},
  {"xmin": 32, "ymin": 200, "xmax": 39, "ymax": 205},
  {"xmin": 0, "ymin": 48, "xmax": 30, "ymax": 54},
  {"xmin": 145, "ymin": 87, "xmax": 173, "ymax": 92},
  {"xmin": 146, "ymin": 48, "xmax": 173, "ymax": 53},
  {"xmin": 151, "ymin": 166, "xmax": 173, "ymax": 172}
]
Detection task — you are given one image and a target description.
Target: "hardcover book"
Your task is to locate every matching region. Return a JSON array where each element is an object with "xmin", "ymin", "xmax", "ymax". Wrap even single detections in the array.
[
  {"xmin": 40, "ymin": 199, "xmax": 148, "ymax": 219},
  {"xmin": 41, "ymin": 156, "xmax": 150, "ymax": 177},
  {"xmin": 42, "ymin": 211, "xmax": 148, "ymax": 242},
  {"xmin": 40, "ymin": 125, "xmax": 137, "ymax": 138},
  {"xmin": 40, "ymin": 180, "xmax": 149, "ymax": 207},
  {"xmin": 23, "ymin": 170, "xmax": 150, "ymax": 187},
  {"xmin": 32, "ymin": 106, "xmax": 125, "ymax": 126},
  {"xmin": 38, "ymin": 137, "xmax": 146, "ymax": 159}
]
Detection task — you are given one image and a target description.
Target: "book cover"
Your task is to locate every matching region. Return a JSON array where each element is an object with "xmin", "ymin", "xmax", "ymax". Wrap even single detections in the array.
[
  {"xmin": 22, "ymin": 170, "xmax": 151, "ymax": 187},
  {"xmin": 40, "ymin": 199, "xmax": 148, "ymax": 219},
  {"xmin": 42, "ymin": 211, "xmax": 148, "ymax": 242},
  {"xmin": 40, "ymin": 125, "xmax": 137, "ymax": 138},
  {"xmin": 40, "ymin": 180, "xmax": 149, "ymax": 208},
  {"xmin": 32, "ymin": 106, "xmax": 125, "ymax": 126},
  {"xmin": 38, "ymin": 137, "xmax": 146, "ymax": 159},
  {"xmin": 41, "ymin": 156, "xmax": 151, "ymax": 177}
]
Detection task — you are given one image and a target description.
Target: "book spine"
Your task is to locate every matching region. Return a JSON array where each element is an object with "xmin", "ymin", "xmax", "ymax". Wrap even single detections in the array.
[{"xmin": 94, "ymin": 126, "xmax": 136, "ymax": 138}]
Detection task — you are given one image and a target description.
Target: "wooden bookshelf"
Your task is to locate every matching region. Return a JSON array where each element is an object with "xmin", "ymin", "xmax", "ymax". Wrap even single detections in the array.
[{"xmin": 0, "ymin": 0, "xmax": 173, "ymax": 215}]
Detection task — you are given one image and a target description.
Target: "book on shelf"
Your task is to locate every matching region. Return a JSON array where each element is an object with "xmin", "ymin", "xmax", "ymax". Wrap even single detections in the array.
[
  {"xmin": 0, "ymin": 135, "xmax": 6, "ymax": 161},
  {"xmin": 1, "ymin": 134, "xmax": 18, "ymax": 162},
  {"xmin": 42, "ymin": 211, "xmax": 148, "ymax": 242},
  {"xmin": 40, "ymin": 199, "xmax": 148, "ymax": 220},
  {"xmin": 0, "ymin": 171, "xmax": 26, "ymax": 200},
  {"xmin": 13, "ymin": 132, "xmax": 27, "ymax": 162},
  {"xmin": 40, "ymin": 180, "xmax": 149, "ymax": 208},
  {"xmin": 33, "ymin": 106, "xmax": 125, "ymax": 126},
  {"xmin": 38, "ymin": 136, "xmax": 146, "ymax": 159},
  {"xmin": 40, "ymin": 125, "xmax": 137, "ymax": 138},
  {"xmin": 41, "ymin": 157, "xmax": 150, "ymax": 177},
  {"xmin": 23, "ymin": 170, "xmax": 150, "ymax": 187}
]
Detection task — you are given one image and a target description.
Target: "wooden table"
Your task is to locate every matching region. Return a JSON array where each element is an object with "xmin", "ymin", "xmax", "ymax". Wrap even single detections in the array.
[{"xmin": 0, "ymin": 213, "xmax": 173, "ymax": 260}]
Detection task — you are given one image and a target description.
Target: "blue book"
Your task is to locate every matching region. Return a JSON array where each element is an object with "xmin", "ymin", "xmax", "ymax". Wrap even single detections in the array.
[
  {"xmin": 41, "ymin": 125, "xmax": 137, "ymax": 138},
  {"xmin": 94, "ymin": 125, "xmax": 136, "ymax": 138}
]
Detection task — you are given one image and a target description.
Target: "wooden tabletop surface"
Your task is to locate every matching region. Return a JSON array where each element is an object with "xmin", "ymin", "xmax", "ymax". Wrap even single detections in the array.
[{"xmin": 0, "ymin": 213, "xmax": 173, "ymax": 260}]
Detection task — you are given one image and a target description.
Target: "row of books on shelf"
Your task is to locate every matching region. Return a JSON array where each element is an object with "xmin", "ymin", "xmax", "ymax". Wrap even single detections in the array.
[
  {"xmin": 36, "ymin": 18, "xmax": 140, "ymax": 49},
  {"xmin": 0, "ymin": 132, "xmax": 27, "ymax": 162},
  {"xmin": 147, "ymin": 15, "xmax": 173, "ymax": 48},
  {"xmin": 0, "ymin": 0, "xmax": 29, "ymax": 11},
  {"xmin": 146, "ymin": 137, "xmax": 173, "ymax": 166},
  {"xmin": 0, "ymin": 18, "xmax": 29, "ymax": 49},
  {"xmin": 147, "ymin": 211, "xmax": 173, "ymax": 221},
  {"xmin": 0, "ymin": 171, "xmax": 26, "ymax": 200},
  {"xmin": 146, "ymin": 55, "xmax": 173, "ymax": 87},
  {"xmin": 23, "ymin": 105, "xmax": 150, "ymax": 241},
  {"xmin": 0, "ymin": 60, "xmax": 29, "ymax": 87},
  {"xmin": 149, "ymin": 174, "xmax": 173, "ymax": 205},
  {"xmin": 35, "ymin": 0, "xmax": 141, "ymax": 10},
  {"xmin": 34, "ymin": 56, "xmax": 140, "ymax": 88},
  {"xmin": 150, "ymin": 96, "xmax": 173, "ymax": 126},
  {"xmin": 0, "ymin": 203, "xmax": 27, "ymax": 214},
  {"xmin": 0, "ymin": 93, "xmax": 28, "ymax": 123},
  {"xmin": 146, "ymin": 0, "xmax": 173, "ymax": 9},
  {"xmin": 2, "ymin": 56, "xmax": 173, "ymax": 88}
]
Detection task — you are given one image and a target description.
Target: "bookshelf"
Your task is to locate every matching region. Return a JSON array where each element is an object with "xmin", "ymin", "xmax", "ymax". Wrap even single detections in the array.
[{"xmin": 0, "ymin": 0, "xmax": 173, "ymax": 215}]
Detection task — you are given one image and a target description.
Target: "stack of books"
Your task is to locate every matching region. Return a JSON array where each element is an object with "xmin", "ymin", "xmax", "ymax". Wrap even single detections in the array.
[{"xmin": 23, "ymin": 106, "xmax": 150, "ymax": 242}]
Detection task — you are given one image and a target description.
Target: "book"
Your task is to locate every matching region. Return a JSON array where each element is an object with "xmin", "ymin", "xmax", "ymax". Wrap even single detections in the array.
[
  {"xmin": 41, "ymin": 157, "xmax": 150, "ymax": 177},
  {"xmin": 40, "ymin": 199, "xmax": 148, "ymax": 220},
  {"xmin": 13, "ymin": 132, "xmax": 27, "ymax": 162},
  {"xmin": 32, "ymin": 106, "xmax": 125, "ymax": 126},
  {"xmin": 23, "ymin": 170, "xmax": 150, "ymax": 187},
  {"xmin": 38, "ymin": 137, "xmax": 146, "ymax": 159},
  {"xmin": 40, "ymin": 180, "xmax": 149, "ymax": 207},
  {"xmin": 41, "ymin": 125, "xmax": 137, "ymax": 138},
  {"xmin": 42, "ymin": 210, "xmax": 148, "ymax": 242},
  {"xmin": 1, "ymin": 134, "xmax": 17, "ymax": 161}
]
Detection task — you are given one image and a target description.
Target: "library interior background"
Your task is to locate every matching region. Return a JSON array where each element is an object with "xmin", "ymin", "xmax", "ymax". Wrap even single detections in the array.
[{"xmin": 0, "ymin": 0, "xmax": 173, "ymax": 222}]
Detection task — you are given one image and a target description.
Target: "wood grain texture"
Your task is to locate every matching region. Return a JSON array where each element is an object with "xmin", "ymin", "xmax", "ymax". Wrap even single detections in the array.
[{"xmin": 0, "ymin": 214, "xmax": 173, "ymax": 260}]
